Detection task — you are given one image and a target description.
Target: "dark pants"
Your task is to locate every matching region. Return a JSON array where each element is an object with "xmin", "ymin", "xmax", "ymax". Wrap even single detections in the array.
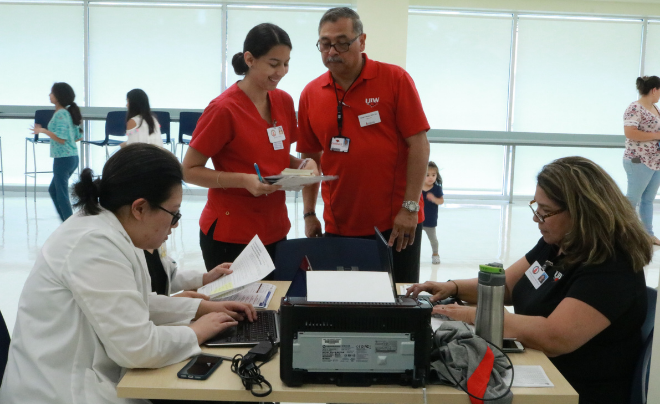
[
  {"xmin": 325, "ymin": 224, "xmax": 423, "ymax": 283},
  {"xmin": 49, "ymin": 155, "xmax": 78, "ymax": 221},
  {"xmin": 199, "ymin": 220, "xmax": 283, "ymax": 280}
]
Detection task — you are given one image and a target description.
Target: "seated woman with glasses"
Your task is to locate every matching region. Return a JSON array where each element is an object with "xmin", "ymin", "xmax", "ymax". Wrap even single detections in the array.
[
  {"xmin": 0, "ymin": 144, "xmax": 256, "ymax": 404},
  {"xmin": 407, "ymin": 156, "xmax": 650, "ymax": 404}
]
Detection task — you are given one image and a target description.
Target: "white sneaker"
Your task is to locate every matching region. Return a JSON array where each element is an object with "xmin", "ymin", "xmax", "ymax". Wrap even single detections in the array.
[{"xmin": 432, "ymin": 255, "xmax": 440, "ymax": 265}]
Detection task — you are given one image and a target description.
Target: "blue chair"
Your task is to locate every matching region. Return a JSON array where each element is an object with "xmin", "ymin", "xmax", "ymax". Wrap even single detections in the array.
[
  {"xmin": 24, "ymin": 109, "xmax": 55, "ymax": 201},
  {"xmin": 175, "ymin": 112, "xmax": 202, "ymax": 160},
  {"xmin": 0, "ymin": 309, "xmax": 10, "ymax": 387},
  {"xmin": 630, "ymin": 286, "xmax": 657, "ymax": 404},
  {"xmin": 152, "ymin": 111, "xmax": 173, "ymax": 153},
  {"xmin": 273, "ymin": 237, "xmax": 385, "ymax": 297},
  {"xmin": 83, "ymin": 111, "xmax": 125, "ymax": 159}
]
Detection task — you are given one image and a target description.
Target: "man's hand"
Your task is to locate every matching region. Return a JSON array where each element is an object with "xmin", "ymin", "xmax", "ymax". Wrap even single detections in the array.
[
  {"xmin": 305, "ymin": 215, "xmax": 323, "ymax": 238},
  {"xmin": 387, "ymin": 208, "xmax": 418, "ymax": 252}
]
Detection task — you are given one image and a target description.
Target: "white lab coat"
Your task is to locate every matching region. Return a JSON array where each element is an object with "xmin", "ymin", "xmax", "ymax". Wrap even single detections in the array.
[
  {"xmin": 159, "ymin": 252, "xmax": 204, "ymax": 295},
  {"xmin": 0, "ymin": 210, "xmax": 203, "ymax": 404}
]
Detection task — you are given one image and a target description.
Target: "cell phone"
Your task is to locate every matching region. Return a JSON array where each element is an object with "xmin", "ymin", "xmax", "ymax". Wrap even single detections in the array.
[
  {"xmin": 501, "ymin": 338, "xmax": 525, "ymax": 353},
  {"xmin": 177, "ymin": 354, "xmax": 224, "ymax": 380}
]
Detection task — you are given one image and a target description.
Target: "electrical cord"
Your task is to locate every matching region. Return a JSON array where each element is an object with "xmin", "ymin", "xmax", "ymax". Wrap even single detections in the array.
[
  {"xmin": 432, "ymin": 327, "xmax": 514, "ymax": 402},
  {"xmin": 230, "ymin": 335, "xmax": 277, "ymax": 397}
]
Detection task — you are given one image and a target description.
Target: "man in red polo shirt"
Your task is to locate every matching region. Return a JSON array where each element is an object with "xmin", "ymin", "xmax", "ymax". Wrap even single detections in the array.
[{"xmin": 297, "ymin": 7, "xmax": 430, "ymax": 283}]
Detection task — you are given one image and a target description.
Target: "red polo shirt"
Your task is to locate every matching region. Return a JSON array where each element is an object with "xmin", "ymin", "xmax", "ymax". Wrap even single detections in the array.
[
  {"xmin": 190, "ymin": 83, "xmax": 297, "ymax": 245},
  {"xmin": 297, "ymin": 54, "xmax": 430, "ymax": 236}
]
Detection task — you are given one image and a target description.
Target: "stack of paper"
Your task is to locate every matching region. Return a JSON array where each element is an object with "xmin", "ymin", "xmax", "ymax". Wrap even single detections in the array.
[
  {"xmin": 213, "ymin": 283, "xmax": 276, "ymax": 309},
  {"xmin": 306, "ymin": 271, "xmax": 396, "ymax": 303},
  {"xmin": 264, "ymin": 169, "xmax": 338, "ymax": 191},
  {"xmin": 196, "ymin": 235, "xmax": 275, "ymax": 300}
]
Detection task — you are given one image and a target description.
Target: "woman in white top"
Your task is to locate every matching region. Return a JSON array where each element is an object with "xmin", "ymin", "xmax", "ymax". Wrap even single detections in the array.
[
  {"xmin": 121, "ymin": 88, "xmax": 163, "ymax": 148},
  {"xmin": 0, "ymin": 144, "xmax": 255, "ymax": 404},
  {"xmin": 623, "ymin": 76, "xmax": 660, "ymax": 245}
]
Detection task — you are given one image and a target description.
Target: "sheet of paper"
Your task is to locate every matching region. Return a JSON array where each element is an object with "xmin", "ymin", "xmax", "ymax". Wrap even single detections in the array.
[
  {"xmin": 197, "ymin": 235, "xmax": 274, "ymax": 298},
  {"xmin": 213, "ymin": 282, "xmax": 276, "ymax": 309},
  {"xmin": 306, "ymin": 271, "xmax": 396, "ymax": 303},
  {"xmin": 272, "ymin": 175, "xmax": 338, "ymax": 191},
  {"xmin": 398, "ymin": 284, "xmax": 430, "ymax": 296},
  {"xmin": 502, "ymin": 365, "xmax": 554, "ymax": 388}
]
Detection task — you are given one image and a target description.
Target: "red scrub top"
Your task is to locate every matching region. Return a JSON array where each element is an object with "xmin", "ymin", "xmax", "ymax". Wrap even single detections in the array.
[
  {"xmin": 297, "ymin": 54, "xmax": 430, "ymax": 236},
  {"xmin": 190, "ymin": 83, "xmax": 298, "ymax": 245}
]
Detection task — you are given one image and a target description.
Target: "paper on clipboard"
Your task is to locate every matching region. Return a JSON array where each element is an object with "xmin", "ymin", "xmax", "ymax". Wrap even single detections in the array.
[
  {"xmin": 265, "ymin": 175, "xmax": 338, "ymax": 191},
  {"xmin": 196, "ymin": 235, "xmax": 275, "ymax": 299}
]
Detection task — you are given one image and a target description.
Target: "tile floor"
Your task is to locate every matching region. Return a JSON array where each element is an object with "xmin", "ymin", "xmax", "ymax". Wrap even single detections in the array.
[{"xmin": 1, "ymin": 191, "xmax": 660, "ymax": 336}]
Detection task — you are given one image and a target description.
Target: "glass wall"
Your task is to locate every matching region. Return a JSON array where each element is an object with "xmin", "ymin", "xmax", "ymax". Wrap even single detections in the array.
[
  {"xmin": 407, "ymin": 12, "xmax": 513, "ymax": 194},
  {"xmin": 512, "ymin": 16, "xmax": 642, "ymax": 135},
  {"xmin": 0, "ymin": 2, "xmax": 85, "ymax": 186}
]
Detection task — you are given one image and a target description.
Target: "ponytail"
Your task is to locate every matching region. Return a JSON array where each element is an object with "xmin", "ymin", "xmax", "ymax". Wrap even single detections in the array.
[
  {"xmin": 636, "ymin": 76, "xmax": 660, "ymax": 96},
  {"xmin": 72, "ymin": 168, "xmax": 102, "ymax": 215},
  {"xmin": 67, "ymin": 101, "xmax": 82, "ymax": 130}
]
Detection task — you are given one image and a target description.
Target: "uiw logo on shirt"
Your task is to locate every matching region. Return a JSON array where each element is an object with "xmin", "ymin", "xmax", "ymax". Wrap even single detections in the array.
[{"xmin": 365, "ymin": 97, "xmax": 379, "ymax": 107}]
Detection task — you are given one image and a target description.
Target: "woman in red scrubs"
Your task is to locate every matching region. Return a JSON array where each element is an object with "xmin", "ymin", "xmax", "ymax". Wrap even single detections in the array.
[{"xmin": 183, "ymin": 23, "xmax": 317, "ymax": 272}]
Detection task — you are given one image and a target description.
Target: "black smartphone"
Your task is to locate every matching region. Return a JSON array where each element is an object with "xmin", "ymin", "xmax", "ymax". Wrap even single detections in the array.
[
  {"xmin": 501, "ymin": 338, "xmax": 525, "ymax": 353},
  {"xmin": 177, "ymin": 354, "xmax": 224, "ymax": 380}
]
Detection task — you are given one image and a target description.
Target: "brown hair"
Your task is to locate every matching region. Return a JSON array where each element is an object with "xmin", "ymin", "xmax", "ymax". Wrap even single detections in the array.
[
  {"xmin": 636, "ymin": 76, "xmax": 660, "ymax": 96},
  {"xmin": 537, "ymin": 156, "xmax": 651, "ymax": 272}
]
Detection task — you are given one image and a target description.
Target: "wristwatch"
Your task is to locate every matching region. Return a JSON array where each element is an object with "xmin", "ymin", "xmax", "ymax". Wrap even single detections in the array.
[{"xmin": 402, "ymin": 200, "xmax": 420, "ymax": 213}]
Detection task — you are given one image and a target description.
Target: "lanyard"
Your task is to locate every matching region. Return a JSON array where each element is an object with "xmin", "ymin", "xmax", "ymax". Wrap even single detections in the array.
[{"xmin": 332, "ymin": 62, "xmax": 364, "ymax": 137}]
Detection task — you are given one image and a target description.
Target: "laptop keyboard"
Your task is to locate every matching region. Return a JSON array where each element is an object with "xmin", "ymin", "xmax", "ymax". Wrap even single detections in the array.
[{"xmin": 205, "ymin": 310, "xmax": 278, "ymax": 346}]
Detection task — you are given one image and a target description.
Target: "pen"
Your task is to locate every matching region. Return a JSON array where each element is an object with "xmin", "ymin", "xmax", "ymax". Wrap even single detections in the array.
[{"xmin": 254, "ymin": 163, "xmax": 264, "ymax": 183}]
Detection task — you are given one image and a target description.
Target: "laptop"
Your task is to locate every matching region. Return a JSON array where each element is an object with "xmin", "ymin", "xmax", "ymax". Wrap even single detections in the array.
[{"xmin": 203, "ymin": 310, "xmax": 280, "ymax": 347}]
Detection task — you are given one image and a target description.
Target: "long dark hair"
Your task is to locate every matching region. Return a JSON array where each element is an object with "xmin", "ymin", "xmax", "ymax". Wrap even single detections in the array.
[
  {"xmin": 231, "ymin": 23, "xmax": 292, "ymax": 76},
  {"xmin": 126, "ymin": 89, "xmax": 156, "ymax": 135},
  {"xmin": 72, "ymin": 143, "xmax": 182, "ymax": 216},
  {"xmin": 51, "ymin": 82, "xmax": 82, "ymax": 132}
]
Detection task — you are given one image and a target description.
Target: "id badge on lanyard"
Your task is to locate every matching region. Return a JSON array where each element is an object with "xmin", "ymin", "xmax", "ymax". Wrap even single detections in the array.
[{"xmin": 266, "ymin": 120, "xmax": 285, "ymax": 151}]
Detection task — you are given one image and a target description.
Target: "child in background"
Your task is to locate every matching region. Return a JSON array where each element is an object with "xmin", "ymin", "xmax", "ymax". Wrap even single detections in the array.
[{"xmin": 422, "ymin": 161, "xmax": 444, "ymax": 264}]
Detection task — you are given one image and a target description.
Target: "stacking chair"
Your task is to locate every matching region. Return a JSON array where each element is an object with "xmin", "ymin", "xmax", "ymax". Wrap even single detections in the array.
[
  {"xmin": 83, "ymin": 111, "xmax": 126, "ymax": 160},
  {"xmin": 175, "ymin": 112, "xmax": 202, "ymax": 160},
  {"xmin": 0, "ymin": 309, "xmax": 10, "ymax": 387},
  {"xmin": 630, "ymin": 286, "xmax": 657, "ymax": 404},
  {"xmin": 25, "ymin": 109, "xmax": 55, "ymax": 200},
  {"xmin": 152, "ymin": 111, "xmax": 172, "ymax": 153}
]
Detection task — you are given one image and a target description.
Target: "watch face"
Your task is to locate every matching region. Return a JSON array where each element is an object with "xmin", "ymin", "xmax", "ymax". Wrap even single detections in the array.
[{"xmin": 403, "ymin": 201, "xmax": 419, "ymax": 212}]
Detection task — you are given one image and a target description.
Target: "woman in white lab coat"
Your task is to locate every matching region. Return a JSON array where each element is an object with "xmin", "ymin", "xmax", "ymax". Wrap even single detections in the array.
[{"xmin": 0, "ymin": 144, "xmax": 255, "ymax": 404}]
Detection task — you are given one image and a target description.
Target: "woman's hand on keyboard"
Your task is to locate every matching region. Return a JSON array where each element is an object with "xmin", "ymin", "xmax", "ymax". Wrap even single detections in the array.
[
  {"xmin": 189, "ymin": 312, "xmax": 238, "ymax": 345},
  {"xmin": 216, "ymin": 301, "xmax": 257, "ymax": 322},
  {"xmin": 405, "ymin": 281, "xmax": 453, "ymax": 302}
]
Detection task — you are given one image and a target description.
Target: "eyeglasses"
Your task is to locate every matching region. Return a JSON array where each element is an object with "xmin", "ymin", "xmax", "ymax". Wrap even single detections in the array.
[
  {"xmin": 316, "ymin": 36, "xmax": 359, "ymax": 53},
  {"xmin": 158, "ymin": 206, "xmax": 182, "ymax": 226},
  {"xmin": 529, "ymin": 200, "xmax": 563, "ymax": 223}
]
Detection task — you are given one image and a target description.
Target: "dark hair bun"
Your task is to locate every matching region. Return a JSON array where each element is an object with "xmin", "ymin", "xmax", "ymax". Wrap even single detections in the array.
[
  {"xmin": 232, "ymin": 52, "xmax": 249, "ymax": 75},
  {"xmin": 637, "ymin": 76, "xmax": 660, "ymax": 96},
  {"xmin": 72, "ymin": 168, "xmax": 102, "ymax": 215}
]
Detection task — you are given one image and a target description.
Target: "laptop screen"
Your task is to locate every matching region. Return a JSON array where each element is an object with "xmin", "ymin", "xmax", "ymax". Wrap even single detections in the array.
[{"xmin": 374, "ymin": 227, "xmax": 398, "ymax": 300}]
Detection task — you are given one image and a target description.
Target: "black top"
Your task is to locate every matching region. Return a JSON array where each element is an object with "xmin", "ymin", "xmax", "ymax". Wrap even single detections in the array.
[
  {"xmin": 422, "ymin": 183, "xmax": 443, "ymax": 227},
  {"xmin": 512, "ymin": 238, "xmax": 647, "ymax": 404},
  {"xmin": 144, "ymin": 249, "xmax": 168, "ymax": 296}
]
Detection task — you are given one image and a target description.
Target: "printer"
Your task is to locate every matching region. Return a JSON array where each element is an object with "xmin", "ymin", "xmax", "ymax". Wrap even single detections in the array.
[{"xmin": 279, "ymin": 296, "xmax": 432, "ymax": 387}]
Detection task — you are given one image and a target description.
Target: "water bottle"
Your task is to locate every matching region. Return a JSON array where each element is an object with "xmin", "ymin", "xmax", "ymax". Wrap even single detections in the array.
[{"xmin": 475, "ymin": 262, "xmax": 505, "ymax": 349}]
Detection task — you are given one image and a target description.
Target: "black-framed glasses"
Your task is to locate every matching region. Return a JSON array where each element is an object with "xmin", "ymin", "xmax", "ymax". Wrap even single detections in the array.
[
  {"xmin": 316, "ymin": 36, "xmax": 359, "ymax": 53},
  {"xmin": 158, "ymin": 206, "xmax": 182, "ymax": 226},
  {"xmin": 529, "ymin": 200, "xmax": 563, "ymax": 223}
]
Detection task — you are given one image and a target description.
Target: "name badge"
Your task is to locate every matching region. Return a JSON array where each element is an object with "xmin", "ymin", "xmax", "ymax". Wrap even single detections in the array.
[
  {"xmin": 525, "ymin": 261, "xmax": 548, "ymax": 289},
  {"xmin": 267, "ymin": 126, "xmax": 286, "ymax": 143},
  {"xmin": 330, "ymin": 137, "xmax": 350, "ymax": 153},
  {"xmin": 273, "ymin": 141, "xmax": 284, "ymax": 150},
  {"xmin": 358, "ymin": 111, "xmax": 381, "ymax": 127}
]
